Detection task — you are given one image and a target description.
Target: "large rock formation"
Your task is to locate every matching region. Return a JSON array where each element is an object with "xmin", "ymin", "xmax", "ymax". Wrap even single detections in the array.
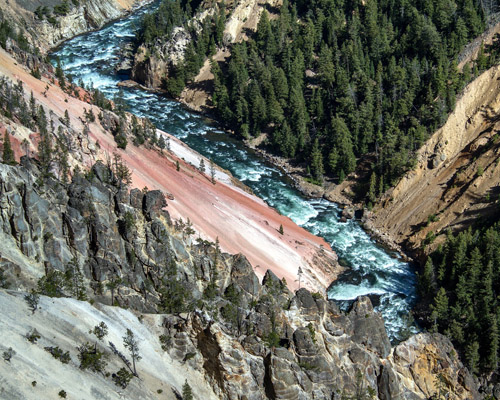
[
  {"xmin": 131, "ymin": 0, "xmax": 281, "ymax": 109},
  {"xmin": 365, "ymin": 63, "xmax": 500, "ymax": 254},
  {"xmin": 0, "ymin": 0, "xmax": 150, "ymax": 53},
  {"xmin": 0, "ymin": 161, "xmax": 480, "ymax": 399}
]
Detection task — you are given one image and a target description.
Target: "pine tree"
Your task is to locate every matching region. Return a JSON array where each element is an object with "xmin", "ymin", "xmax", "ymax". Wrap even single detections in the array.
[
  {"xmin": 418, "ymin": 258, "xmax": 436, "ymax": 299},
  {"xmin": 158, "ymin": 135, "xmax": 166, "ymax": 150},
  {"xmin": 106, "ymin": 276, "xmax": 122, "ymax": 305},
  {"xmin": 430, "ymin": 287, "xmax": 448, "ymax": 329},
  {"xmin": 309, "ymin": 138, "xmax": 324, "ymax": 183},
  {"xmin": 123, "ymin": 329, "xmax": 141, "ymax": 376},
  {"xmin": 112, "ymin": 153, "xmax": 132, "ymax": 187},
  {"xmin": 2, "ymin": 132, "xmax": 15, "ymax": 165},
  {"xmin": 367, "ymin": 172, "xmax": 377, "ymax": 205},
  {"xmin": 55, "ymin": 58, "xmax": 65, "ymax": 90},
  {"xmin": 210, "ymin": 159, "xmax": 216, "ymax": 184},
  {"xmin": 63, "ymin": 109, "xmax": 70, "ymax": 127},
  {"xmin": 182, "ymin": 380, "xmax": 193, "ymax": 400},
  {"xmin": 55, "ymin": 130, "xmax": 69, "ymax": 183},
  {"xmin": 465, "ymin": 340, "xmax": 480, "ymax": 375},
  {"xmin": 485, "ymin": 314, "xmax": 499, "ymax": 371},
  {"xmin": 29, "ymin": 91, "xmax": 36, "ymax": 121},
  {"xmin": 37, "ymin": 106, "xmax": 53, "ymax": 178}
]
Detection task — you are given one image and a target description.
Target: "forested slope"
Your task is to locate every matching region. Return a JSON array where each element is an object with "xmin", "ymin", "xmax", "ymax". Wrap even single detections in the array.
[{"xmin": 131, "ymin": 0, "xmax": 497, "ymax": 204}]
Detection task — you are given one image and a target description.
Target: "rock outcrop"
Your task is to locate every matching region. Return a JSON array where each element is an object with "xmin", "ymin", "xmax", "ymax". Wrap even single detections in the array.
[
  {"xmin": 0, "ymin": 160, "xmax": 479, "ymax": 399},
  {"xmin": 366, "ymin": 63, "xmax": 500, "ymax": 253},
  {"xmin": 131, "ymin": 0, "xmax": 281, "ymax": 107},
  {"xmin": 0, "ymin": 0, "xmax": 150, "ymax": 53}
]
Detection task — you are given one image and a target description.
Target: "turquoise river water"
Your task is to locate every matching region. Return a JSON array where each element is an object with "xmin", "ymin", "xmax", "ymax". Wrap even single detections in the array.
[{"xmin": 52, "ymin": 1, "xmax": 418, "ymax": 342}]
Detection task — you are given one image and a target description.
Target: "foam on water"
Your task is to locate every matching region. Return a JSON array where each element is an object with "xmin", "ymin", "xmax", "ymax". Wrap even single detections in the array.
[{"xmin": 52, "ymin": 2, "xmax": 418, "ymax": 343}]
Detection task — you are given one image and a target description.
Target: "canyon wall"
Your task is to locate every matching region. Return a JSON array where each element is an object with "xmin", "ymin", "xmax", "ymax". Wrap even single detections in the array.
[
  {"xmin": 366, "ymin": 64, "xmax": 500, "ymax": 254},
  {"xmin": 0, "ymin": 0, "xmax": 150, "ymax": 53}
]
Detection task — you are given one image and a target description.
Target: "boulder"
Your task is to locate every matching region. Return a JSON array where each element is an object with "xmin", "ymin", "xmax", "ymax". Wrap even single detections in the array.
[{"xmin": 143, "ymin": 190, "xmax": 167, "ymax": 221}]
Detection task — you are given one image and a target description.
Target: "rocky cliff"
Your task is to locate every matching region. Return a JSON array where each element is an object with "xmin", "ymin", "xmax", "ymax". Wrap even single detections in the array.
[
  {"xmin": 0, "ymin": 42, "xmax": 339, "ymax": 293},
  {"xmin": 131, "ymin": 0, "xmax": 280, "ymax": 109},
  {"xmin": 0, "ymin": 0, "xmax": 149, "ymax": 53},
  {"xmin": 0, "ymin": 159, "xmax": 479, "ymax": 399},
  {"xmin": 364, "ymin": 63, "xmax": 500, "ymax": 254}
]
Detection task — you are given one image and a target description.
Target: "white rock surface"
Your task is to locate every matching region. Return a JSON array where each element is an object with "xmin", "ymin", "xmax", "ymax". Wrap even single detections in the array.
[{"xmin": 0, "ymin": 290, "xmax": 217, "ymax": 399}]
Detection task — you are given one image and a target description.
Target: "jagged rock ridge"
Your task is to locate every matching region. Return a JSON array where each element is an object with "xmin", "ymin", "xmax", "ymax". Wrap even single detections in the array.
[{"xmin": 0, "ymin": 160, "xmax": 480, "ymax": 399}]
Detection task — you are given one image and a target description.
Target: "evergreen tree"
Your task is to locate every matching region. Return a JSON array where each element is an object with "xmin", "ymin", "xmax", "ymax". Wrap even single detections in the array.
[
  {"xmin": 182, "ymin": 380, "xmax": 193, "ymax": 400},
  {"xmin": 55, "ymin": 130, "xmax": 69, "ymax": 183},
  {"xmin": 430, "ymin": 287, "xmax": 448, "ymax": 330},
  {"xmin": 158, "ymin": 135, "xmax": 166, "ymax": 150},
  {"xmin": 367, "ymin": 172, "xmax": 377, "ymax": 204},
  {"xmin": 2, "ymin": 132, "xmax": 15, "ymax": 165},
  {"xmin": 112, "ymin": 153, "xmax": 132, "ymax": 187},
  {"xmin": 123, "ymin": 329, "xmax": 141, "ymax": 376},
  {"xmin": 37, "ymin": 106, "xmax": 52, "ymax": 178},
  {"xmin": 309, "ymin": 138, "xmax": 324, "ymax": 183}
]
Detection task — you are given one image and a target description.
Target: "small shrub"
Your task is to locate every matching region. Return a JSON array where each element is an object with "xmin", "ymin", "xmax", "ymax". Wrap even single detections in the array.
[
  {"xmin": 58, "ymin": 390, "xmax": 67, "ymax": 398},
  {"xmin": 0, "ymin": 269, "xmax": 10, "ymax": 288},
  {"xmin": 265, "ymin": 331, "xmax": 280, "ymax": 348},
  {"xmin": 157, "ymin": 389, "xmax": 163, "ymax": 394},
  {"xmin": 311, "ymin": 292, "xmax": 322, "ymax": 300},
  {"xmin": 427, "ymin": 214, "xmax": 438, "ymax": 225},
  {"xmin": 123, "ymin": 212, "xmax": 135, "ymax": 230},
  {"xmin": 92, "ymin": 322, "xmax": 108, "ymax": 341},
  {"xmin": 44, "ymin": 346, "xmax": 71, "ymax": 364},
  {"xmin": 2, "ymin": 347, "xmax": 14, "ymax": 362},
  {"xmin": 307, "ymin": 323, "xmax": 316, "ymax": 344},
  {"xmin": 37, "ymin": 270, "xmax": 66, "ymax": 297},
  {"xmin": 424, "ymin": 231, "xmax": 436, "ymax": 245},
  {"xmin": 31, "ymin": 381, "xmax": 37, "ymax": 387},
  {"xmin": 26, "ymin": 329, "xmax": 41, "ymax": 344},
  {"xmin": 298, "ymin": 361, "xmax": 319, "ymax": 371},
  {"xmin": 24, "ymin": 291, "xmax": 40, "ymax": 314},
  {"xmin": 77, "ymin": 342, "xmax": 107, "ymax": 373},
  {"xmin": 112, "ymin": 367, "xmax": 133, "ymax": 388},
  {"xmin": 30, "ymin": 68, "xmax": 41, "ymax": 79}
]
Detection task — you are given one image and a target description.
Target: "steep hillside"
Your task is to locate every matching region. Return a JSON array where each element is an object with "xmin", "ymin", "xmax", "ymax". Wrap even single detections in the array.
[
  {"xmin": 365, "ymin": 63, "xmax": 500, "ymax": 254},
  {"xmin": 130, "ymin": 0, "xmax": 280, "ymax": 103},
  {"xmin": 0, "ymin": 0, "xmax": 149, "ymax": 53},
  {"xmin": 0, "ymin": 151, "xmax": 477, "ymax": 398},
  {"xmin": 0, "ymin": 286, "xmax": 480, "ymax": 399},
  {"xmin": 0, "ymin": 39, "xmax": 338, "ymax": 292}
]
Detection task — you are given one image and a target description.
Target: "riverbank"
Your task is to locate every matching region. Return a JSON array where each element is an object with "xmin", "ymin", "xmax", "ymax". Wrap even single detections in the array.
[{"xmin": 172, "ymin": 93, "xmax": 416, "ymax": 264}]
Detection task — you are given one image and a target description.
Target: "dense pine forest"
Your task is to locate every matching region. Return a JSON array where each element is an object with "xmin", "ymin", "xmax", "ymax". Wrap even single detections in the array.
[
  {"xmin": 419, "ymin": 221, "xmax": 500, "ymax": 375},
  {"xmin": 137, "ymin": 0, "xmax": 492, "ymax": 198},
  {"xmin": 211, "ymin": 0, "xmax": 488, "ymax": 192}
]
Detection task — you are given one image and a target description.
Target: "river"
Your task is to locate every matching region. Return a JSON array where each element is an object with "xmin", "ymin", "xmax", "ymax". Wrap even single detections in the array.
[{"xmin": 51, "ymin": 1, "xmax": 418, "ymax": 342}]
